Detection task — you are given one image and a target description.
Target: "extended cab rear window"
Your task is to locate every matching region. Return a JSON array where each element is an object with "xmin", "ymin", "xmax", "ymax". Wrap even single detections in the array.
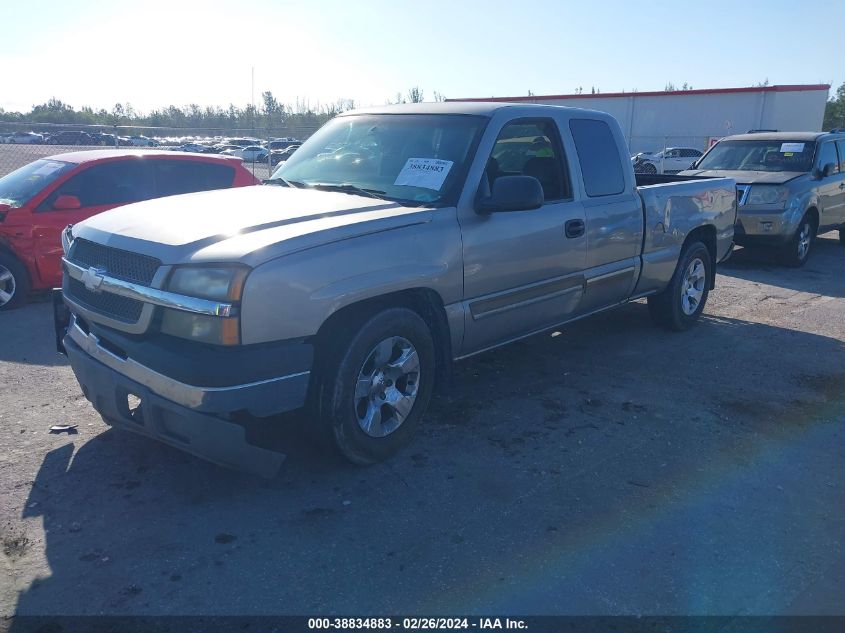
[{"xmin": 569, "ymin": 119, "xmax": 625, "ymax": 197}]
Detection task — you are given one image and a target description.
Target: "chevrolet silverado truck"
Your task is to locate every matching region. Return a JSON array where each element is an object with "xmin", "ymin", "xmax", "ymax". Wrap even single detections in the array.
[
  {"xmin": 682, "ymin": 130, "xmax": 845, "ymax": 266},
  {"xmin": 56, "ymin": 103, "xmax": 736, "ymax": 476}
]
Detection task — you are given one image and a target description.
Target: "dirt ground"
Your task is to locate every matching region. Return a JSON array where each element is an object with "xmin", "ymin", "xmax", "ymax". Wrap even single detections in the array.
[{"xmin": 1, "ymin": 235, "xmax": 844, "ymax": 617}]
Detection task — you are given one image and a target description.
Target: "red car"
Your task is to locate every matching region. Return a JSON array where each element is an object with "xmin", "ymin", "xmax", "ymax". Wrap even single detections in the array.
[{"xmin": 0, "ymin": 150, "xmax": 259, "ymax": 310}]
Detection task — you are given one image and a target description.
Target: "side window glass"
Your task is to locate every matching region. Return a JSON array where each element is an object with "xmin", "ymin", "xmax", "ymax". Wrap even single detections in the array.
[
  {"xmin": 836, "ymin": 140, "xmax": 845, "ymax": 172},
  {"xmin": 488, "ymin": 119, "xmax": 569, "ymax": 201},
  {"xmin": 818, "ymin": 143, "xmax": 839, "ymax": 174},
  {"xmin": 37, "ymin": 160, "xmax": 152, "ymax": 210},
  {"xmin": 569, "ymin": 119, "xmax": 625, "ymax": 197},
  {"xmin": 153, "ymin": 161, "xmax": 235, "ymax": 197}
]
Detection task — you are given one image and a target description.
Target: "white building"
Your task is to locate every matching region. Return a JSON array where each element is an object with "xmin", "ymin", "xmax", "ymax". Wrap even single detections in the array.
[{"xmin": 450, "ymin": 84, "xmax": 830, "ymax": 154}]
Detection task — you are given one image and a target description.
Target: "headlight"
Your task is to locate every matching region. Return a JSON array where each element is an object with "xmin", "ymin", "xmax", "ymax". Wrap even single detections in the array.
[
  {"xmin": 166, "ymin": 265, "xmax": 248, "ymax": 302},
  {"xmin": 746, "ymin": 186, "xmax": 789, "ymax": 206},
  {"xmin": 160, "ymin": 265, "xmax": 249, "ymax": 345}
]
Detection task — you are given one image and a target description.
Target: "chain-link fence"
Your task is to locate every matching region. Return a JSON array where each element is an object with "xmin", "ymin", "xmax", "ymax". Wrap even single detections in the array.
[
  {"xmin": 0, "ymin": 122, "xmax": 321, "ymax": 180},
  {"xmin": 628, "ymin": 134, "xmax": 725, "ymax": 174},
  {"xmin": 1, "ymin": 123, "xmax": 733, "ymax": 179}
]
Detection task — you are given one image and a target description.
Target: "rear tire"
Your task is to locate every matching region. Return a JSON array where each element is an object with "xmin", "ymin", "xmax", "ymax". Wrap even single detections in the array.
[
  {"xmin": 779, "ymin": 215, "xmax": 815, "ymax": 267},
  {"xmin": 839, "ymin": 227, "xmax": 844, "ymax": 245},
  {"xmin": 648, "ymin": 241, "xmax": 711, "ymax": 331},
  {"xmin": 315, "ymin": 307, "xmax": 436, "ymax": 465},
  {"xmin": 0, "ymin": 252, "xmax": 30, "ymax": 311}
]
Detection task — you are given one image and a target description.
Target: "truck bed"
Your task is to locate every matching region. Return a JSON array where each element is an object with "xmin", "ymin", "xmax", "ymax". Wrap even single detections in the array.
[{"xmin": 633, "ymin": 176, "xmax": 737, "ymax": 296}]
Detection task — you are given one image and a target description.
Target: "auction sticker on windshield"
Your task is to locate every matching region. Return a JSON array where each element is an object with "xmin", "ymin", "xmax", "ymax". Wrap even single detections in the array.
[
  {"xmin": 394, "ymin": 158, "xmax": 453, "ymax": 190},
  {"xmin": 780, "ymin": 143, "xmax": 805, "ymax": 153}
]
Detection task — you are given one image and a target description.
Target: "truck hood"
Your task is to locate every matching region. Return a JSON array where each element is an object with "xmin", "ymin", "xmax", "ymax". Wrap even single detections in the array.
[
  {"xmin": 679, "ymin": 169, "xmax": 805, "ymax": 185},
  {"xmin": 72, "ymin": 185, "xmax": 434, "ymax": 266}
]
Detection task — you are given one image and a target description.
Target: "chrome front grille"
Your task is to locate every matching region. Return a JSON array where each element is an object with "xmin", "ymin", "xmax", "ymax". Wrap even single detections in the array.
[
  {"xmin": 66, "ymin": 239, "xmax": 161, "ymax": 323},
  {"xmin": 67, "ymin": 278, "xmax": 144, "ymax": 323},
  {"xmin": 69, "ymin": 239, "xmax": 160, "ymax": 285}
]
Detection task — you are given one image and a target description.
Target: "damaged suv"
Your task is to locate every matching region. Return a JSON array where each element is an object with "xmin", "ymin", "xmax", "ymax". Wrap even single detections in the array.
[{"xmin": 683, "ymin": 131, "xmax": 845, "ymax": 266}]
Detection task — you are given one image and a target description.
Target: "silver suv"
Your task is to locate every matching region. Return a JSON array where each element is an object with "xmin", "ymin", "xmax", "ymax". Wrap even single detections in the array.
[{"xmin": 682, "ymin": 131, "xmax": 845, "ymax": 266}]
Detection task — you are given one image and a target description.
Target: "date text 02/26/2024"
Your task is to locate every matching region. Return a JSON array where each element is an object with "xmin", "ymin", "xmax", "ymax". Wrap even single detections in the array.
[{"xmin": 307, "ymin": 618, "xmax": 528, "ymax": 630}]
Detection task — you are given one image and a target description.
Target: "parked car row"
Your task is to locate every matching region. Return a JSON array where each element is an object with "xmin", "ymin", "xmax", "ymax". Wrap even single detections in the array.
[
  {"xmin": 0, "ymin": 131, "xmax": 161, "ymax": 146},
  {"xmin": 1, "ymin": 132, "xmax": 302, "ymax": 154},
  {"xmin": 0, "ymin": 132, "xmax": 47, "ymax": 144},
  {"xmin": 172, "ymin": 137, "xmax": 302, "ymax": 162}
]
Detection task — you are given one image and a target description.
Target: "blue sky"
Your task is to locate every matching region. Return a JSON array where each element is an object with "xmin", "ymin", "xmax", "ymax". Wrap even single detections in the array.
[{"xmin": 1, "ymin": 0, "xmax": 840, "ymax": 113}]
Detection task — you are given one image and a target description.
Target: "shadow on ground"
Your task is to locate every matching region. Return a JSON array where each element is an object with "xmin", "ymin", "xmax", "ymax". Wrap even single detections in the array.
[
  {"xmin": 9, "ymin": 303, "xmax": 845, "ymax": 617},
  {"xmin": 719, "ymin": 232, "xmax": 845, "ymax": 298},
  {"xmin": 0, "ymin": 298, "xmax": 67, "ymax": 367}
]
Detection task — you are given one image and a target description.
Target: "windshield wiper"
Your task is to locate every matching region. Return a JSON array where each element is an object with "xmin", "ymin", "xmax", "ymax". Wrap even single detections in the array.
[
  {"xmin": 263, "ymin": 178, "xmax": 307, "ymax": 188},
  {"xmin": 307, "ymin": 183, "xmax": 387, "ymax": 199},
  {"xmin": 263, "ymin": 180, "xmax": 425, "ymax": 206}
]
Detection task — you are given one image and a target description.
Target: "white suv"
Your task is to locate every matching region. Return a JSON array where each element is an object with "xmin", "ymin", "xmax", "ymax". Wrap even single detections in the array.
[{"xmin": 634, "ymin": 147, "xmax": 703, "ymax": 174}]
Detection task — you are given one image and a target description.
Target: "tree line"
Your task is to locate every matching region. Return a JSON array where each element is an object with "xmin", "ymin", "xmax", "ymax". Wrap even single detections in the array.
[
  {"xmin": 823, "ymin": 82, "xmax": 845, "ymax": 130},
  {"xmin": 0, "ymin": 87, "xmax": 435, "ymax": 133}
]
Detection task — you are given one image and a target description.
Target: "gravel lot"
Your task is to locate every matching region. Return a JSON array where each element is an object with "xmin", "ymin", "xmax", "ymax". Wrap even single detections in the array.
[
  {"xmin": 0, "ymin": 144, "xmax": 272, "ymax": 180},
  {"xmin": 1, "ymin": 236, "xmax": 844, "ymax": 617}
]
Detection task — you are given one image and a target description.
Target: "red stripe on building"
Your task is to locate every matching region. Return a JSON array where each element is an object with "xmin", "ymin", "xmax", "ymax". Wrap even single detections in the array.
[{"xmin": 447, "ymin": 84, "xmax": 831, "ymax": 103}]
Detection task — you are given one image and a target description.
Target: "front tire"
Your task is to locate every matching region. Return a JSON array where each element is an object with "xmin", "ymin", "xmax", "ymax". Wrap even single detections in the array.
[
  {"xmin": 780, "ymin": 215, "xmax": 815, "ymax": 267},
  {"xmin": 648, "ymin": 241, "xmax": 711, "ymax": 331},
  {"xmin": 0, "ymin": 252, "xmax": 30, "ymax": 311},
  {"xmin": 316, "ymin": 307, "xmax": 436, "ymax": 464}
]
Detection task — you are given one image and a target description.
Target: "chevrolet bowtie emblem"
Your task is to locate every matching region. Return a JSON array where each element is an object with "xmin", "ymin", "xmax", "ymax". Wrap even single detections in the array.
[{"xmin": 81, "ymin": 267, "xmax": 106, "ymax": 292}]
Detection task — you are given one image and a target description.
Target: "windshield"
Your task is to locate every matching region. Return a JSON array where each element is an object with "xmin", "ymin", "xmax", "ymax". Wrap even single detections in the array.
[
  {"xmin": 696, "ymin": 140, "xmax": 816, "ymax": 173},
  {"xmin": 269, "ymin": 114, "xmax": 487, "ymax": 205},
  {"xmin": 0, "ymin": 159, "xmax": 75, "ymax": 208}
]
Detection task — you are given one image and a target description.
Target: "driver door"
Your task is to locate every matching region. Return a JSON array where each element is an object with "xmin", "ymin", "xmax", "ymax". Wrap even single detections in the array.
[{"xmin": 458, "ymin": 117, "xmax": 587, "ymax": 355}]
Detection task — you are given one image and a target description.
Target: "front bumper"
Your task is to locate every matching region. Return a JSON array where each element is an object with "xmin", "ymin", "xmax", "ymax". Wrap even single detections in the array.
[
  {"xmin": 63, "ymin": 315, "xmax": 312, "ymax": 477},
  {"xmin": 734, "ymin": 207, "xmax": 798, "ymax": 245}
]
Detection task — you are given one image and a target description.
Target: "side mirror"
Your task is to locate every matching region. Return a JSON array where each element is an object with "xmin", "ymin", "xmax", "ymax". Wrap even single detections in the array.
[
  {"xmin": 477, "ymin": 176, "xmax": 544, "ymax": 214},
  {"xmin": 53, "ymin": 195, "xmax": 82, "ymax": 211},
  {"xmin": 818, "ymin": 162, "xmax": 836, "ymax": 179}
]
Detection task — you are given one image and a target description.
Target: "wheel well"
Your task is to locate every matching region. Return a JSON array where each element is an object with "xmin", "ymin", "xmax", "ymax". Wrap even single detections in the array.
[
  {"xmin": 805, "ymin": 207, "xmax": 819, "ymax": 230},
  {"xmin": 310, "ymin": 288, "xmax": 453, "ymax": 395},
  {"xmin": 0, "ymin": 244, "xmax": 31, "ymax": 283},
  {"xmin": 684, "ymin": 225, "xmax": 717, "ymax": 290}
]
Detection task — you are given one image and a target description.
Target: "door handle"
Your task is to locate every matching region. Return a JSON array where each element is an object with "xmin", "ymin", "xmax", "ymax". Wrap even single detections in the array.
[{"xmin": 565, "ymin": 219, "xmax": 585, "ymax": 238}]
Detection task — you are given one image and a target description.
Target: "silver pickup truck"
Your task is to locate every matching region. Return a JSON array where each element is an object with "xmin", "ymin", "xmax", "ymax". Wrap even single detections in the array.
[
  {"xmin": 56, "ymin": 103, "xmax": 736, "ymax": 476},
  {"xmin": 682, "ymin": 130, "xmax": 845, "ymax": 266}
]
